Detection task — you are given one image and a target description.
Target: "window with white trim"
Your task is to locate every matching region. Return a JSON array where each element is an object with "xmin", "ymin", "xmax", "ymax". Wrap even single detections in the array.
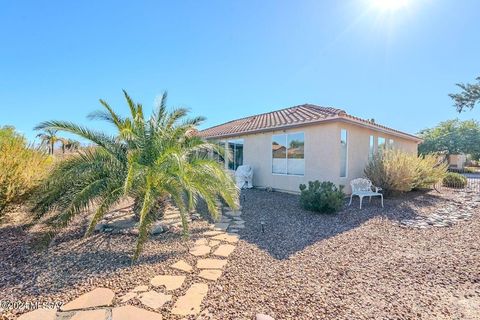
[
  {"xmin": 340, "ymin": 129, "xmax": 348, "ymax": 177},
  {"xmin": 378, "ymin": 137, "xmax": 386, "ymax": 153},
  {"xmin": 272, "ymin": 132, "xmax": 304, "ymax": 175}
]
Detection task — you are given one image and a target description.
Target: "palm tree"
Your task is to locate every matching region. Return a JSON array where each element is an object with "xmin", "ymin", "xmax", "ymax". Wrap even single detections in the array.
[
  {"xmin": 33, "ymin": 90, "xmax": 239, "ymax": 261},
  {"xmin": 60, "ymin": 138, "xmax": 80, "ymax": 153},
  {"xmin": 36, "ymin": 129, "xmax": 59, "ymax": 155}
]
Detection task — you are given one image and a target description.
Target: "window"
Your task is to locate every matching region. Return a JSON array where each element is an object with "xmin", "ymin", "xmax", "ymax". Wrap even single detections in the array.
[
  {"xmin": 369, "ymin": 135, "xmax": 375, "ymax": 160},
  {"xmin": 378, "ymin": 137, "xmax": 386, "ymax": 153},
  {"xmin": 227, "ymin": 139, "xmax": 244, "ymax": 171},
  {"xmin": 340, "ymin": 129, "xmax": 348, "ymax": 177},
  {"xmin": 272, "ymin": 132, "xmax": 304, "ymax": 175}
]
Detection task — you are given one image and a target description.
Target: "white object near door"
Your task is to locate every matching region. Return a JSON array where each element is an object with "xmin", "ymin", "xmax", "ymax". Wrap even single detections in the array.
[{"xmin": 235, "ymin": 165, "xmax": 253, "ymax": 189}]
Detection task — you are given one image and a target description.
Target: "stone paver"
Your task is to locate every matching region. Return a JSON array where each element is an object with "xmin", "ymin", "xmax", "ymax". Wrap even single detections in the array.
[
  {"xmin": 224, "ymin": 211, "xmax": 242, "ymax": 217},
  {"xmin": 171, "ymin": 260, "xmax": 193, "ymax": 273},
  {"xmin": 198, "ymin": 269, "xmax": 223, "ymax": 281},
  {"xmin": 132, "ymin": 285, "xmax": 149, "ymax": 293},
  {"xmin": 230, "ymin": 224, "xmax": 245, "ymax": 229},
  {"xmin": 61, "ymin": 288, "xmax": 115, "ymax": 311},
  {"xmin": 189, "ymin": 244, "xmax": 211, "ymax": 257},
  {"xmin": 211, "ymin": 233, "xmax": 239, "ymax": 243},
  {"xmin": 138, "ymin": 290, "xmax": 172, "ymax": 310},
  {"xmin": 18, "ymin": 309, "xmax": 56, "ymax": 320},
  {"xmin": 112, "ymin": 305, "xmax": 163, "ymax": 320},
  {"xmin": 208, "ymin": 240, "xmax": 220, "ymax": 247},
  {"xmin": 171, "ymin": 283, "xmax": 209, "ymax": 316},
  {"xmin": 194, "ymin": 238, "xmax": 208, "ymax": 245},
  {"xmin": 213, "ymin": 244, "xmax": 236, "ymax": 257},
  {"xmin": 213, "ymin": 222, "xmax": 230, "ymax": 231},
  {"xmin": 197, "ymin": 258, "xmax": 228, "ymax": 269},
  {"xmin": 119, "ymin": 291, "xmax": 137, "ymax": 302},
  {"xmin": 150, "ymin": 275, "xmax": 186, "ymax": 291},
  {"xmin": 203, "ymin": 230, "xmax": 224, "ymax": 237},
  {"xmin": 70, "ymin": 309, "xmax": 109, "ymax": 320}
]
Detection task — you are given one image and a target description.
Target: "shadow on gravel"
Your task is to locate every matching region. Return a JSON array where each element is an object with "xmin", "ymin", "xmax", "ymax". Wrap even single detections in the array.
[{"xmin": 238, "ymin": 188, "xmax": 446, "ymax": 260}]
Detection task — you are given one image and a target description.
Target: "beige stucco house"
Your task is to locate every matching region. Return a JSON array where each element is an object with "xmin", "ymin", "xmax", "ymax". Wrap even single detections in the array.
[{"xmin": 199, "ymin": 104, "xmax": 421, "ymax": 193}]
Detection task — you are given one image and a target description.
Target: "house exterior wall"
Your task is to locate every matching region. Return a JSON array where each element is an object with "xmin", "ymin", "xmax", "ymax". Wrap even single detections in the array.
[
  {"xmin": 448, "ymin": 154, "xmax": 467, "ymax": 169},
  {"xmin": 216, "ymin": 121, "xmax": 419, "ymax": 194}
]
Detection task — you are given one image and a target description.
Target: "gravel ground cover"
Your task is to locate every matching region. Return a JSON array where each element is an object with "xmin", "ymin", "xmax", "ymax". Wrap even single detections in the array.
[
  {"xmin": 0, "ymin": 206, "xmax": 215, "ymax": 320},
  {"xmin": 1, "ymin": 189, "xmax": 479, "ymax": 319},
  {"xmin": 202, "ymin": 189, "xmax": 480, "ymax": 320}
]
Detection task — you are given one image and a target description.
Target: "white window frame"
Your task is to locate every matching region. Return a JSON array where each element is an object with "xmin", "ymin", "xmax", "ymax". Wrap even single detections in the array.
[
  {"xmin": 227, "ymin": 139, "xmax": 244, "ymax": 171},
  {"xmin": 340, "ymin": 128, "xmax": 348, "ymax": 178},
  {"xmin": 369, "ymin": 135, "xmax": 375, "ymax": 160},
  {"xmin": 271, "ymin": 131, "xmax": 305, "ymax": 176}
]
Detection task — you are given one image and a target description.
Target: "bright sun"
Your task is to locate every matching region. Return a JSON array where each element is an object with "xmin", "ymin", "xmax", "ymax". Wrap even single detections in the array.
[{"xmin": 372, "ymin": 0, "xmax": 410, "ymax": 11}]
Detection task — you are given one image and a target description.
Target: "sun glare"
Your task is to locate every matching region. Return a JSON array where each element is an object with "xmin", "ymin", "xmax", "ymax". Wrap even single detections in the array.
[{"xmin": 372, "ymin": 0, "xmax": 410, "ymax": 12}]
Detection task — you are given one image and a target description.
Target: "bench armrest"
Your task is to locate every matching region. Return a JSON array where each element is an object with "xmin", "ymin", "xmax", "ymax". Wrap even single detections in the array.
[{"xmin": 373, "ymin": 186, "xmax": 382, "ymax": 193}]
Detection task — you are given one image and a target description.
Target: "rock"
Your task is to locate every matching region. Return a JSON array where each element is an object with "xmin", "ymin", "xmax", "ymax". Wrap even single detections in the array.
[
  {"xmin": 208, "ymin": 240, "xmax": 221, "ymax": 247},
  {"xmin": 151, "ymin": 223, "xmax": 164, "ymax": 235},
  {"xmin": 171, "ymin": 260, "xmax": 193, "ymax": 273},
  {"xmin": 189, "ymin": 245, "xmax": 211, "ymax": 257},
  {"xmin": 197, "ymin": 258, "xmax": 228, "ymax": 269},
  {"xmin": 18, "ymin": 309, "xmax": 56, "ymax": 320},
  {"xmin": 214, "ymin": 222, "xmax": 230, "ymax": 231},
  {"xmin": 132, "ymin": 285, "xmax": 149, "ymax": 293},
  {"xmin": 70, "ymin": 309, "xmax": 109, "ymax": 320},
  {"xmin": 61, "ymin": 287, "xmax": 115, "ymax": 311},
  {"xmin": 150, "ymin": 275, "xmax": 186, "ymax": 291},
  {"xmin": 195, "ymin": 238, "xmax": 209, "ymax": 245},
  {"xmin": 198, "ymin": 269, "xmax": 223, "ymax": 281},
  {"xmin": 112, "ymin": 305, "xmax": 163, "ymax": 320},
  {"xmin": 224, "ymin": 211, "xmax": 242, "ymax": 217},
  {"xmin": 119, "ymin": 291, "xmax": 137, "ymax": 302},
  {"xmin": 171, "ymin": 283, "xmax": 209, "ymax": 316},
  {"xmin": 256, "ymin": 314, "xmax": 275, "ymax": 320},
  {"xmin": 138, "ymin": 290, "xmax": 172, "ymax": 310},
  {"xmin": 213, "ymin": 244, "xmax": 236, "ymax": 257},
  {"xmin": 203, "ymin": 230, "xmax": 224, "ymax": 237},
  {"xmin": 211, "ymin": 233, "xmax": 239, "ymax": 243},
  {"xmin": 191, "ymin": 213, "xmax": 202, "ymax": 220}
]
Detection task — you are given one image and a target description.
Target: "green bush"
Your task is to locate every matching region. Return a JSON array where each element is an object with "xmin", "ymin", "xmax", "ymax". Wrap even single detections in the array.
[
  {"xmin": 299, "ymin": 181, "xmax": 345, "ymax": 213},
  {"xmin": 443, "ymin": 172, "xmax": 467, "ymax": 188},
  {"xmin": 0, "ymin": 126, "xmax": 52, "ymax": 212},
  {"xmin": 364, "ymin": 150, "xmax": 447, "ymax": 195}
]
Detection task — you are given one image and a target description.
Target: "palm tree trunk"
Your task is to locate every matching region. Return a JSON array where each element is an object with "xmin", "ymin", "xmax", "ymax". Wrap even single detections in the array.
[
  {"xmin": 50, "ymin": 141, "xmax": 54, "ymax": 155},
  {"xmin": 133, "ymin": 196, "xmax": 167, "ymax": 221}
]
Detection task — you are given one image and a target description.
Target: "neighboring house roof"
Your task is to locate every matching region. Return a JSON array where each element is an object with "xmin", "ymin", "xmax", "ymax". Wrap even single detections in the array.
[{"xmin": 199, "ymin": 104, "xmax": 421, "ymax": 142}]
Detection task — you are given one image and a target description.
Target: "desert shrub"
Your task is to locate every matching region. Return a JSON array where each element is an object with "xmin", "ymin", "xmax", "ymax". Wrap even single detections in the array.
[
  {"xmin": 0, "ymin": 126, "xmax": 52, "ymax": 212},
  {"xmin": 442, "ymin": 172, "xmax": 467, "ymax": 188},
  {"xmin": 299, "ymin": 181, "xmax": 345, "ymax": 213},
  {"xmin": 364, "ymin": 150, "xmax": 447, "ymax": 195}
]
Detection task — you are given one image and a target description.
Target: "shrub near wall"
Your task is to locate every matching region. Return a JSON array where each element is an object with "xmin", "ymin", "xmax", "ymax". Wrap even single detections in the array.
[
  {"xmin": 0, "ymin": 126, "xmax": 52, "ymax": 212},
  {"xmin": 364, "ymin": 150, "xmax": 447, "ymax": 195},
  {"xmin": 299, "ymin": 181, "xmax": 345, "ymax": 213},
  {"xmin": 443, "ymin": 172, "xmax": 467, "ymax": 189}
]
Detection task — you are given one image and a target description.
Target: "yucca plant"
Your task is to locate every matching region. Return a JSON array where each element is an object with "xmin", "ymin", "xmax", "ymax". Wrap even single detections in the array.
[{"xmin": 33, "ymin": 90, "xmax": 239, "ymax": 261}]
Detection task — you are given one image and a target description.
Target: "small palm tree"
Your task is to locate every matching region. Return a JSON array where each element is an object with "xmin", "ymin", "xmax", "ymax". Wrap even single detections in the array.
[
  {"xmin": 36, "ymin": 129, "xmax": 59, "ymax": 155},
  {"xmin": 33, "ymin": 91, "xmax": 239, "ymax": 261},
  {"xmin": 60, "ymin": 138, "xmax": 80, "ymax": 153}
]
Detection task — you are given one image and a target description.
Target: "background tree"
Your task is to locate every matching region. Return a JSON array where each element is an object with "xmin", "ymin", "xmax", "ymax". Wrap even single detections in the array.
[
  {"xmin": 33, "ymin": 91, "xmax": 239, "ymax": 261},
  {"xmin": 418, "ymin": 119, "xmax": 480, "ymax": 160},
  {"xmin": 449, "ymin": 76, "xmax": 480, "ymax": 112},
  {"xmin": 36, "ymin": 129, "xmax": 59, "ymax": 155}
]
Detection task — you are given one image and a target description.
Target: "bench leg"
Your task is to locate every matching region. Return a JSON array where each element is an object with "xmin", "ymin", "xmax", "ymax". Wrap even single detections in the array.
[
  {"xmin": 369, "ymin": 196, "xmax": 372, "ymax": 203},
  {"xmin": 349, "ymin": 194, "xmax": 353, "ymax": 206},
  {"xmin": 380, "ymin": 194, "xmax": 384, "ymax": 208},
  {"xmin": 359, "ymin": 196, "xmax": 363, "ymax": 209}
]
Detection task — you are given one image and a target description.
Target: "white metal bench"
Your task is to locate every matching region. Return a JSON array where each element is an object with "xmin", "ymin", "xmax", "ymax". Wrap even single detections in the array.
[{"xmin": 349, "ymin": 178, "xmax": 383, "ymax": 209}]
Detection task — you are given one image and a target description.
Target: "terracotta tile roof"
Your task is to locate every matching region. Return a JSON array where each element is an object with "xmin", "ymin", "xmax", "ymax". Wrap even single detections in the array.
[{"xmin": 199, "ymin": 104, "xmax": 421, "ymax": 142}]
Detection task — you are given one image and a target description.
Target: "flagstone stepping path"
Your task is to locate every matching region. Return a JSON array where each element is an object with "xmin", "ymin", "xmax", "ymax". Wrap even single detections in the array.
[
  {"xmin": 138, "ymin": 290, "xmax": 172, "ymax": 309},
  {"xmin": 170, "ymin": 260, "xmax": 193, "ymax": 273},
  {"xmin": 19, "ymin": 208, "xmax": 244, "ymax": 319},
  {"xmin": 61, "ymin": 287, "xmax": 115, "ymax": 311},
  {"xmin": 150, "ymin": 275, "xmax": 186, "ymax": 291},
  {"xmin": 213, "ymin": 244, "xmax": 236, "ymax": 257},
  {"xmin": 171, "ymin": 283, "xmax": 209, "ymax": 316}
]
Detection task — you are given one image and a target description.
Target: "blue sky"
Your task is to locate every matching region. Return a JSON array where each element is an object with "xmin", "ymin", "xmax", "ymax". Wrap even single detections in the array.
[{"xmin": 1, "ymin": 0, "xmax": 479, "ymax": 142}]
